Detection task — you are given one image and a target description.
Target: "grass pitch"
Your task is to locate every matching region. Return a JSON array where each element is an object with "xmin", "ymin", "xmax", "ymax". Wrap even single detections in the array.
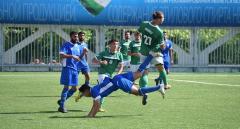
[{"xmin": 0, "ymin": 72, "xmax": 240, "ymax": 129}]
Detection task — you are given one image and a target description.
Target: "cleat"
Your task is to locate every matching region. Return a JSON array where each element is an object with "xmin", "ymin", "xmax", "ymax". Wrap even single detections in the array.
[
  {"xmin": 57, "ymin": 100, "xmax": 61, "ymax": 106},
  {"xmin": 159, "ymin": 84, "xmax": 165, "ymax": 99},
  {"xmin": 99, "ymin": 108, "xmax": 105, "ymax": 112},
  {"xmin": 58, "ymin": 107, "xmax": 67, "ymax": 113},
  {"xmin": 142, "ymin": 94, "xmax": 148, "ymax": 105},
  {"xmin": 164, "ymin": 85, "xmax": 171, "ymax": 90}
]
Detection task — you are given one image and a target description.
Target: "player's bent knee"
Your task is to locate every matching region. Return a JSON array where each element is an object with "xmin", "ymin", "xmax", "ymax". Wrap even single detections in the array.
[{"xmin": 131, "ymin": 85, "xmax": 140, "ymax": 96}]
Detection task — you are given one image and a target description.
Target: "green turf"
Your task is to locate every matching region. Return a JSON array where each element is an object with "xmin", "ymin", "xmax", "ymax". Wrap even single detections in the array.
[{"xmin": 0, "ymin": 72, "xmax": 240, "ymax": 129}]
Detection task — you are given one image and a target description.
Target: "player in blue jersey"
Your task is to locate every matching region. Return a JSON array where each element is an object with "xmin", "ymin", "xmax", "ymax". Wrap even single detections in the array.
[
  {"xmin": 161, "ymin": 31, "xmax": 173, "ymax": 74},
  {"xmin": 76, "ymin": 71, "xmax": 165, "ymax": 117},
  {"xmin": 57, "ymin": 31, "xmax": 86, "ymax": 113},
  {"xmin": 77, "ymin": 32, "xmax": 90, "ymax": 86},
  {"xmin": 155, "ymin": 31, "xmax": 174, "ymax": 85}
]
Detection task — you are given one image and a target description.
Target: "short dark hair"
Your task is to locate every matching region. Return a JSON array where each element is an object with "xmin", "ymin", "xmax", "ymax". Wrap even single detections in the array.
[
  {"xmin": 79, "ymin": 84, "xmax": 91, "ymax": 93},
  {"xmin": 125, "ymin": 31, "xmax": 131, "ymax": 35},
  {"xmin": 78, "ymin": 31, "xmax": 85, "ymax": 36},
  {"xmin": 108, "ymin": 39, "xmax": 119, "ymax": 45},
  {"xmin": 152, "ymin": 11, "xmax": 164, "ymax": 19},
  {"xmin": 163, "ymin": 31, "xmax": 167, "ymax": 34},
  {"xmin": 70, "ymin": 31, "xmax": 78, "ymax": 37}
]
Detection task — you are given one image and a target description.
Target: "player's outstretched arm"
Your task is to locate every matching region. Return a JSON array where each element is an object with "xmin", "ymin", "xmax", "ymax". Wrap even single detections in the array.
[{"xmin": 88, "ymin": 100, "xmax": 100, "ymax": 117}]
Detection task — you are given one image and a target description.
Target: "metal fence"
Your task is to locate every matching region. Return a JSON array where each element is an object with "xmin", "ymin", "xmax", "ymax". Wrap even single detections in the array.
[{"xmin": 0, "ymin": 24, "xmax": 239, "ymax": 72}]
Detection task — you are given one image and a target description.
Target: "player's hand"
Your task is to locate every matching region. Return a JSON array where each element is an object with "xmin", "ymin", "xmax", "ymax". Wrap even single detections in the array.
[
  {"xmin": 83, "ymin": 48, "xmax": 88, "ymax": 55},
  {"xmin": 72, "ymin": 55, "xmax": 80, "ymax": 61},
  {"xmin": 101, "ymin": 60, "xmax": 108, "ymax": 65}
]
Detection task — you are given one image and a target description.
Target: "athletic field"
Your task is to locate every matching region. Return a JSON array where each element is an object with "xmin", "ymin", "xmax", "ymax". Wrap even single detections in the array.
[{"xmin": 0, "ymin": 72, "xmax": 240, "ymax": 129}]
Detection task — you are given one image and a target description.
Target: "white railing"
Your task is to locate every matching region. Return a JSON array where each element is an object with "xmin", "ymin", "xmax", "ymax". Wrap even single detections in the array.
[{"xmin": 0, "ymin": 24, "xmax": 239, "ymax": 72}]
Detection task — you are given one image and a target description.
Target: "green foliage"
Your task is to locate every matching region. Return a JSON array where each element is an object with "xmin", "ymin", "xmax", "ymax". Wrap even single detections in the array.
[{"xmin": 198, "ymin": 29, "xmax": 228, "ymax": 51}]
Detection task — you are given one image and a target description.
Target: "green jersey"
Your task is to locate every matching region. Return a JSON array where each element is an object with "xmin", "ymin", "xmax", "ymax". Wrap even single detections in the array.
[
  {"xmin": 96, "ymin": 50, "xmax": 123, "ymax": 76},
  {"xmin": 129, "ymin": 40, "xmax": 141, "ymax": 65},
  {"xmin": 120, "ymin": 39, "xmax": 131, "ymax": 61},
  {"xmin": 138, "ymin": 21, "xmax": 164, "ymax": 56}
]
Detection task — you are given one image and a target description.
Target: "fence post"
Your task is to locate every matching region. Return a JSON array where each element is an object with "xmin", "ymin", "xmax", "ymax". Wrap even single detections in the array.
[
  {"xmin": 190, "ymin": 28, "xmax": 199, "ymax": 72},
  {"xmin": 0, "ymin": 24, "xmax": 4, "ymax": 71},
  {"xmin": 49, "ymin": 31, "xmax": 53, "ymax": 71}
]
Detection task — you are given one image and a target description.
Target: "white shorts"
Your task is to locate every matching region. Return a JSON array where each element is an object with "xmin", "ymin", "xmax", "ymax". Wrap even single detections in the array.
[
  {"xmin": 98, "ymin": 74, "xmax": 110, "ymax": 83},
  {"xmin": 122, "ymin": 60, "xmax": 130, "ymax": 67},
  {"xmin": 140, "ymin": 55, "xmax": 164, "ymax": 68},
  {"xmin": 130, "ymin": 64, "xmax": 140, "ymax": 72}
]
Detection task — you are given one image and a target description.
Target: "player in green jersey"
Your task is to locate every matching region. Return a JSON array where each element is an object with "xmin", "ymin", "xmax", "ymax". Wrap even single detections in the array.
[
  {"xmin": 120, "ymin": 31, "xmax": 132, "ymax": 70},
  {"xmin": 137, "ymin": 11, "xmax": 171, "ymax": 91},
  {"xmin": 128, "ymin": 31, "xmax": 150, "ymax": 105},
  {"xmin": 92, "ymin": 39, "xmax": 124, "ymax": 111}
]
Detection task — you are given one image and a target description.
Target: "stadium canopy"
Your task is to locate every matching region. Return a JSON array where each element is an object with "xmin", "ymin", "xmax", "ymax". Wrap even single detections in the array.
[{"xmin": 0, "ymin": 0, "xmax": 240, "ymax": 27}]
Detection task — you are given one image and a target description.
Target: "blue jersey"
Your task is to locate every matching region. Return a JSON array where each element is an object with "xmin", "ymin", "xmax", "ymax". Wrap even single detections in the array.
[
  {"xmin": 90, "ymin": 72, "xmax": 134, "ymax": 100},
  {"xmin": 60, "ymin": 42, "xmax": 82, "ymax": 70},
  {"xmin": 161, "ymin": 39, "xmax": 172, "ymax": 62},
  {"xmin": 77, "ymin": 42, "xmax": 88, "ymax": 70},
  {"xmin": 90, "ymin": 77, "xmax": 118, "ymax": 100}
]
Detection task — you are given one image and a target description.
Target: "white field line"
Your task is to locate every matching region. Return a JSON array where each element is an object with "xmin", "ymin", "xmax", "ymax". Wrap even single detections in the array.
[
  {"xmin": 168, "ymin": 74, "xmax": 240, "ymax": 77},
  {"xmin": 0, "ymin": 75, "xmax": 57, "ymax": 77},
  {"xmin": 169, "ymin": 79, "xmax": 240, "ymax": 87}
]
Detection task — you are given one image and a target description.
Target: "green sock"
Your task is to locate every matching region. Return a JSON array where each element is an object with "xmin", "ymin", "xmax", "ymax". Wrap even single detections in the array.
[
  {"xmin": 100, "ymin": 98, "xmax": 104, "ymax": 107},
  {"xmin": 139, "ymin": 74, "xmax": 148, "ymax": 88},
  {"xmin": 159, "ymin": 69, "xmax": 168, "ymax": 85}
]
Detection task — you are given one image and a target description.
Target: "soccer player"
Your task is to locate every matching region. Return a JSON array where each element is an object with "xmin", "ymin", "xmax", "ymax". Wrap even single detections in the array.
[
  {"xmin": 161, "ymin": 31, "xmax": 174, "ymax": 74},
  {"xmin": 92, "ymin": 39, "xmax": 124, "ymax": 111},
  {"xmin": 155, "ymin": 31, "xmax": 174, "ymax": 85},
  {"xmin": 128, "ymin": 32, "xmax": 141, "ymax": 72},
  {"xmin": 128, "ymin": 32, "xmax": 151, "ymax": 102},
  {"xmin": 120, "ymin": 31, "xmax": 131, "ymax": 69},
  {"xmin": 77, "ymin": 71, "xmax": 165, "ymax": 117},
  {"xmin": 137, "ymin": 11, "xmax": 171, "ymax": 90},
  {"xmin": 57, "ymin": 31, "xmax": 86, "ymax": 113},
  {"xmin": 77, "ymin": 31, "xmax": 90, "ymax": 86}
]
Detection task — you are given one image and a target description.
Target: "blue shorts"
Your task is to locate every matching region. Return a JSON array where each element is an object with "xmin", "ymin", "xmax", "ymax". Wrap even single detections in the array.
[
  {"xmin": 112, "ymin": 72, "xmax": 134, "ymax": 93},
  {"xmin": 164, "ymin": 61, "xmax": 170, "ymax": 70},
  {"xmin": 78, "ymin": 65, "xmax": 90, "ymax": 74},
  {"xmin": 60, "ymin": 67, "xmax": 78, "ymax": 86}
]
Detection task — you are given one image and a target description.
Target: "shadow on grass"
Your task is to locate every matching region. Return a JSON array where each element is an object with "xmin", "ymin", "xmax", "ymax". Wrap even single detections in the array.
[
  {"xmin": 18, "ymin": 95, "xmax": 124, "ymax": 98},
  {"xmin": 49, "ymin": 114, "xmax": 143, "ymax": 119},
  {"xmin": 0, "ymin": 110, "xmax": 86, "ymax": 115},
  {"xmin": 18, "ymin": 96, "xmax": 59, "ymax": 98}
]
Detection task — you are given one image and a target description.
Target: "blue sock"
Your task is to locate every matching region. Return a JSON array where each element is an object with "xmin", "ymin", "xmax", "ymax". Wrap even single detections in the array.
[
  {"xmin": 138, "ymin": 85, "xmax": 160, "ymax": 95},
  {"xmin": 66, "ymin": 88, "xmax": 76, "ymax": 100},
  {"xmin": 138, "ymin": 55, "xmax": 153, "ymax": 72},
  {"xmin": 60, "ymin": 87, "xmax": 69, "ymax": 108}
]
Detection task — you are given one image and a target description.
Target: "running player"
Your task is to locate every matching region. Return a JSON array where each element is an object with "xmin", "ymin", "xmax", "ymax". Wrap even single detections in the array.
[
  {"xmin": 77, "ymin": 31, "xmax": 90, "ymax": 86},
  {"xmin": 92, "ymin": 39, "xmax": 124, "ymax": 111},
  {"xmin": 57, "ymin": 31, "xmax": 86, "ymax": 113}
]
